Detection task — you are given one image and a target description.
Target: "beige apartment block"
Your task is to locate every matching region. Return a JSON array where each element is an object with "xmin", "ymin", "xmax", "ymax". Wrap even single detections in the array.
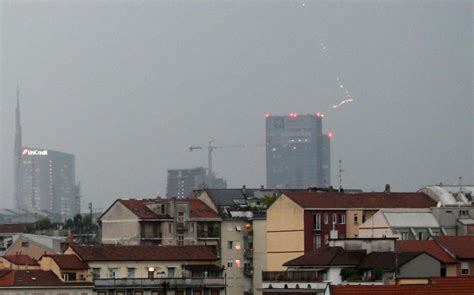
[
  {"xmin": 266, "ymin": 195, "xmax": 305, "ymax": 271},
  {"xmin": 252, "ymin": 218, "xmax": 267, "ymax": 295},
  {"xmin": 220, "ymin": 219, "xmax": 249, "ymax": 295}
]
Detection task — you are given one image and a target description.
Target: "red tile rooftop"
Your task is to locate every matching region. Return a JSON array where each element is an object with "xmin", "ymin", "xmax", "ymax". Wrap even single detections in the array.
[
  {"xmin": 434, "ymin": 236, "xmax": 474, "ymax": 259},
  {"xmin": 0, "ymin": 270, "xmax": 92, "ymax": 287},
  {"xmin": 2, "ymin": 255, "xmax": 39, "ymax": 266},
  {"xmin": 396, "ymin": 240, "xmax": 456, "ymax": 264},
  {"xmin": 331, "ymin": 277, "xmax": 474, "ymax": 294},
  {"xmin": 189, "ymin": 198, "xmax": 220, "ymax": 219},
  {"xmin": 284, "ymin": 192, "xmax": 436, "ymax": 209},
  {"xmin": 69, "ymin": 244, "xmax": 218, "ymax": 262},
  {"xmin": 41, "ymin": 254, "xmax": 89, "ymax": 270}
]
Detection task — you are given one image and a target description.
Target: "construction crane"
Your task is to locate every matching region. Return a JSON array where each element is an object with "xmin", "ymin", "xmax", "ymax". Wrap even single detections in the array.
[{"xmin": 188, "ymin": 140, "xmax": 247, "ymax": 178}]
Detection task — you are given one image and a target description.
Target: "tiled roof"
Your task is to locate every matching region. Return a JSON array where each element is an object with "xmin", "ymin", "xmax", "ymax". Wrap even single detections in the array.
[
  {"xmin": 331, "ymin": 277, "xmax": 474, "ymax": 295},
  {"xmin": 189, "ymin": 198, "xmax": 220, "ymax": 219},
  {"xmin": 118, "ymin": 199, "xmax": 171, "ymax": 220},
  {"xmin": 70, "ymin": 245, "xmax": 218, "ymax": 262},
  {"xmin": 284, "ymin": 192, "xmax": 436, "ymax": 209},
  {"xmin": 357, "ymin": 252, "xmax": 422, "ymax": 270},
  {"xmin": 0, "ymin": 270, "xmax": 92, "ymax": 287},
  {"xmin": 397, "ymin": 240, "xmax": 456, "ymax": 264},
  {"xmin": 0, "ymin": 223, "xmax": 32, "ymax": 234},
  {"xmin": 283, "ymin": 246, "xmax": 366, "ymax": 267},
  {"xmin": 2, "ymin": 255, "xmax": 39, "ymax": 266},
  {"xmin": 43, "ymin": 255, "xmax": 89, "ymax": 270},
  {"xmin": 435, "ymin": 236, "xmax": 474, "ymax": 259},
  {"xmin": 284, "ymin": 247, "xmax": 427, "ymax": 270}
]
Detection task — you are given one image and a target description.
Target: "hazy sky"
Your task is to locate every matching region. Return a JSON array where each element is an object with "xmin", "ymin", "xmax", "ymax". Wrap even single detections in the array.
[{"xmin": 1, "ymin": 1, "xmax": 472, "ymax": 212}]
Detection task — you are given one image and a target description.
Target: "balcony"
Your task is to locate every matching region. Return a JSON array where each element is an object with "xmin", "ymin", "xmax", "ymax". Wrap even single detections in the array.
[
  {"xmin": 141, "ymin": 232, "xmax": 163, "ymax": 240},
  {"xmin": 244, "ymin": 265, "xmax": 253, "ymax": 277},
  {"xmin": 244, "ymin": 248, "xmax": 253, "ymax": 259},
  {"xmin": 177, "ymin": 222, "xmax": 188, "ymax": 232},
  {"xmin": 94, "ymin": 277, "xmax": 225, "ymax": 289},
  {"xmin": 197, "ymin": 230, "xmax": 220, "ymax": 240},
  {"xmin": 262, "ymin": 271, "xmax": 321, "ymax": 282}
]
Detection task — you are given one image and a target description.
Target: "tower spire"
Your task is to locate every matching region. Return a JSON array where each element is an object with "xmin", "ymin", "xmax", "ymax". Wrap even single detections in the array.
[{"xmin": 14, "ymin": 85, "xmax": 23, "ymax": 209}]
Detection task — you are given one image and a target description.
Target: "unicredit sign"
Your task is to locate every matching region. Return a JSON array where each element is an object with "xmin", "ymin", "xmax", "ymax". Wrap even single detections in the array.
[{"xmin": 22, "ymin": 149, "xmax": 48, "ymax": 156}]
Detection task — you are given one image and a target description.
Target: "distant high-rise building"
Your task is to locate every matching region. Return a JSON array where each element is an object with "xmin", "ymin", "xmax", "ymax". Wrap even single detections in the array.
[
  {"xmin": 14, "ymin": 93, "xmax": 80, "ymax": 219},
  {"xmin": 167, "ymin": 167, "xmax": 227, "ymax": 198},
  {"xmin": 265, "ymin": 113, "xmax": 331, "ymax": 189}
]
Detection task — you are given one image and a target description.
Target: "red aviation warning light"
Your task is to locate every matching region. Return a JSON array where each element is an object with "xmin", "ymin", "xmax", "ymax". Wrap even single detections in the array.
[
  {"xmin": 328, "ymin": 132, "xmax": 333, "ymax": 138},
  {"xmin": 265, "ymin": 113, "xmax": 271, "ymax": 118},
  {"xmin": 289, "ymin": 112, "xmax": 298, "ymax": 118},
  {"xmin": 316, "ymin": 112, "xmax": 321, "ymax": 117}
]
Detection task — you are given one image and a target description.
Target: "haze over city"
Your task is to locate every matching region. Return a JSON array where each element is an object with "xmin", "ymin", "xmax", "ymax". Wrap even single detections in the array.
[{"xmin": 1, "ymin": 1, "xmax": 472, "ymax": 211}]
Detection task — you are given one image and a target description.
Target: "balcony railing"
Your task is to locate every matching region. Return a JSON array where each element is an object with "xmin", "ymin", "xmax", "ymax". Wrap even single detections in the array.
[
  {"xmin": 197, "ymin": 230, "xmax": 220, "ymax": 239},
  {"xmin": 244, "ymin": 266, "xmax": 253, "ymax": 277},
  {"xmin": 141, "ymin": 232, "xmax": 163, "ymax": 240},
  {"xmin": 244, "ymin": 248, "xmax": 253, "ymax": 259},
  {"xmin": 262, "ymin": 271, "xmax": 321, "ymax": 282},
  {"xmin": 94, "ymin": 277, "xmax": 225, "ymax": 289}
]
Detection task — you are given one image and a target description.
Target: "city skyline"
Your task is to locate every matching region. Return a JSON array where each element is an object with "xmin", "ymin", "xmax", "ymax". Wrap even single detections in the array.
[{"xmin": 1, "ymin": 1, "xmax": 472, "ymax": 211}]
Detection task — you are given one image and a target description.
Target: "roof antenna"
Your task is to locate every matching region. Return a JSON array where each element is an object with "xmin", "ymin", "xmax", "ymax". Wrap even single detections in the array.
[{"xmin": 338, "ymin": 159, "xmax": 345, "ymax": 192}]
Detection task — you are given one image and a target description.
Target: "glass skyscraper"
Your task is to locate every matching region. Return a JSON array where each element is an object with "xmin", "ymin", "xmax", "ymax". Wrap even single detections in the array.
[
  {"xmin": 14, "ymin": 95, "xmax": 80, "ymax": 220},
  {"xmin": 266, "ymin": 113, "xmax": 331, "ymax": 189}
]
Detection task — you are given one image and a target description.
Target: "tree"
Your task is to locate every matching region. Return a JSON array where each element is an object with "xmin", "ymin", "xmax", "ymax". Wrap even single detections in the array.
[
  {"xmin": 261, "ymin": 195, "xmax": 278, "ymax": 209},
  {"xmin": 35, "ymin": 217, "xmax": 52, "ymax": 230}
]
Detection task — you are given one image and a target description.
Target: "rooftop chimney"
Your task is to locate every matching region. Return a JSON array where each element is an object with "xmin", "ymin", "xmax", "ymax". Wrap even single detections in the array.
[{"xmin": 384, "ymin": 184, "xmax": 391, "ymax": 194}]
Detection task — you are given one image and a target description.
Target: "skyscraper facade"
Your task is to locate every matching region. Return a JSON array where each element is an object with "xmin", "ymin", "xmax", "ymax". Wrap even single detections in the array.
[
  {"xmin": 14, "ymin": 95, "xmax": 80, "ymax": 219},
  {"xmin": 167, "ymin": 167, "xmax": 227, "ymax": 198},
  {"xmin": 266, "ymin": 113, "xmax": 331, "ymax": 189}
]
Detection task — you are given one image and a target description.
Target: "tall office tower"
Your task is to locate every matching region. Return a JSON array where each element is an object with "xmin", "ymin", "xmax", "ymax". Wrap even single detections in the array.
[
  {"xmin": 14, "ymin": 95, "xmax": 80, "ymax": 219},
  {"xmin": 17, "ymin": 148, "xmax": 79, "ymax": 219},
  {"xmin": 266, "ymin": 113, "xmax": 331, "ymax": 189},
  {"xmin": 167, "ymin": 167, "xmax": 227, "ymax": 198}
]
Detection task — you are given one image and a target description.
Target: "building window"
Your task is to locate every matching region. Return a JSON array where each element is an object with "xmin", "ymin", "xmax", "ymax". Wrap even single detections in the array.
[
  {"xmin": 314, "ymin": 235, "xmax": 321, "ymax": 250},
  {"xmin": 227, "ymin": 260, "xmax": 233, "ymax": 268},
  {"xmin": 92, "ymin": 268, "xmax": 101, "ymax": 279},
  {"xmin": 167, "ymin": 267, "xmax": 176, "ymax": 277},
  {"xmin": 314, "ymin": 214, "xmax": 321, "ymax": 230},
  {"xmin": 362, "ymin": 214, "xmax": 366, "ymax": 223},
  {"xmin": 354, "ymin": 213, "xmax": 358, "ymax": 224},
  {"xmin": 461, "ymin": 262, "xmax": 470, "ymax": 275},
  {"xmin": 127, "ymin": 268, "xmax": 135, "ymax": 278},
  {"xmin": 178, "ymin": 234, "xmax": 184, "ymax": 246},
  {"xmin": 459, "ymin": 210, "xmax": 469, "ymax": 216},
  {"xmin": 108, "ymin": 268, "xmax": 118, "ymax": 279},
  {"xmin": 338, "ymin": 214, "xmax": 346, "ymax": 224},
  {"xmin": 235, "ymin": 242, "xmax": 241, "ymax": 250},
  {"xmin": 61, "ymin": 272, "xmax": 76, "ymax": 281},
  {"xmin": 401, "ymin": 232, "xmax": 409, "ymax": 240},
  {"xmin": 324, "ymin": 213, "xmax": 328, "ymax": 224},
  {"xmin": 228, "ymin": 241, "xmax": 233, "ymax": 249},
  {"xmin": 235, "ymin": 259, "xmax": 241, "ymax": 268},
  {"xmin": 168, "ymin": 223, "xmax": 172, "ymax": 233},
  {"xmin": 21, "ymin": 241, "xmax": 29, "ymax": 247},
  {"xmin": 235, "ymin": 225, "xmax": 242, "ymax": 231},
  {"xmin": 418, "ymin": 232, "xmax": 424, "ymax": 240},
  {"xmin": 333, "ymin": 214, "xmax": 337, "ymax": 224}
]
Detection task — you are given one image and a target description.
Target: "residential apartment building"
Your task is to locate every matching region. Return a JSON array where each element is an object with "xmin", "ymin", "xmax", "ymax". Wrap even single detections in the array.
[
  {"xmin": 65, "ymin": 244, "xmax": 226, "ymax": 294},
  {"xmin": 100, "ymin": 197, "xmax": 221, "ymax": 254},
  {"xmin": 266, "ymin": 190, "xmax": 437, "ymax": 270},
  {"xmin": 358, "ymin": 209, "xmax": 445, "ymax": 240}
]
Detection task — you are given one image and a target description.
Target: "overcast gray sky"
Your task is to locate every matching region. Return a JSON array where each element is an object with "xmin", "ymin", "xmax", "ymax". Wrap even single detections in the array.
[{"xmin": 1, "ymin": 1, "xmax": 472, "ymax": 211}]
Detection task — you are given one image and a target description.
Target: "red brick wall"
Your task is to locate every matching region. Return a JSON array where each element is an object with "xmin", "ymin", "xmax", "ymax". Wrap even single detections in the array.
[{"xmin": 304, "ymin": 210, "xmax": 347, "ymax": 252}]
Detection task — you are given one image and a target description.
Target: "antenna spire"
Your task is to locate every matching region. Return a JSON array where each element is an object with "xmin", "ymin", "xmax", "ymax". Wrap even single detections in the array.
[{"xmin": 338, "ymin": 159, "xmax": 345, "ymax": 191}]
